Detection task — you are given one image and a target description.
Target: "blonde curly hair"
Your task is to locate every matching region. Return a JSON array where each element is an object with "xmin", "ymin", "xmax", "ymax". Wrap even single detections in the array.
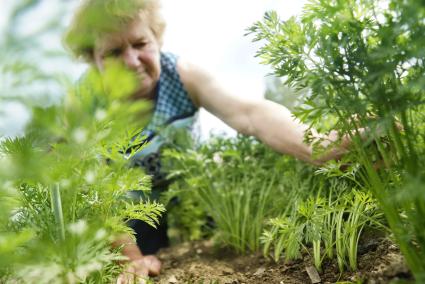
[{"xmin": 64, "ymin": 0, "xmax": 165, "ymax": 61}]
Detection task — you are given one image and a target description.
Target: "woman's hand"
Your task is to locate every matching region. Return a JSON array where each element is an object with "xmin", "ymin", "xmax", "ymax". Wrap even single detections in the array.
[
  {"xmin": 113, "ymin": 235, "xmax": 162, "ymax": 284},
  {"xmin": 116, "ymin": 255, "xmax": 162, "ymax": 284}
]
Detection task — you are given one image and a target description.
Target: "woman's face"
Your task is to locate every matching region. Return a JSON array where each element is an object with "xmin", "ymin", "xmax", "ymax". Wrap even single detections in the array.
[{"xmin": 94, "ymin": 18, "xmax": 161, "ymax": 99}]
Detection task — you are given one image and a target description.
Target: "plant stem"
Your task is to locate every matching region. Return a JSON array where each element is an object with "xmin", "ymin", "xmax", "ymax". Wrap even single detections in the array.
[
  {"xmin": 313, "ymin": 239, "xmax": 322, "ymax": 272},
  {"xmin": 51, "ymin": 184, "xmax": 65, "ymax": 242}
]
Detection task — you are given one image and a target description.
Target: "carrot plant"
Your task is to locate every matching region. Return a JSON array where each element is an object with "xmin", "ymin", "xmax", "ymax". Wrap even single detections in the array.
[
  {"xmin": 249, "ymin": 0, "xmax": 425, "ymax": 280},
  {"xmin": 0, "ymin": 2, "xmax": 164, "ymax": 282},
  {"xmin": 262, "ymin": 179, "xmax": 383, "ymax": 273},
  {"xmin": 163, "ymin": 136, "xmax": 313, "ymax": 253},
  {"xmin": 0, "ymin": 183, "xmax": 32, "ymax": 276},
  {"xmin": 0, "ymin": 64, "xmax": 166, "ymax": 283}
]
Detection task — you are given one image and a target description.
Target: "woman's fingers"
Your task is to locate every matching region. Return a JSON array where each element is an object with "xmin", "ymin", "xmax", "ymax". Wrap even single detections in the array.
[
  {"xmin": 116, "ymin": 259, "xmax": 149, "ymax": 284},
  {"xmin": 143, "ymin": 255, "xmax": 162, "ymax": 276}
]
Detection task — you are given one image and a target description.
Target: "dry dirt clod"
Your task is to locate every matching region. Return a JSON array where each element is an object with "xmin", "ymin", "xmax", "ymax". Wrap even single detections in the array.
[
  {"xmin": 389, "ymin": 244, "xmax": 398, "ymax": 250},
  {"xmin": 189, "ymin": 264, "xmax": 197, "ymax": 273},
  {"xmin": 253, "ymin": 267, "xmax": 266, "ymax": 276},
  {"xmin": 222, "ymin": 267, "xmax": 235, "ymax": 275},
  {"xmin": 167, "ymin": 275, "xmax": 178, "ymax": 284},
  {"xmin": 305, "ymin": 266, "xmax": 321, "ymax": 284},
  {"xmin": 175, "ymin": 245, "xmax": 190, "ymax": 257}
]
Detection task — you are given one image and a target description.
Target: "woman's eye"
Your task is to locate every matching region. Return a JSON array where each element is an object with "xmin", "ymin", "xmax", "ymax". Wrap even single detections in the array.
[
  {"xmin": 105, "ymin": 48, "xmax": 121, "ymax": 58},
  {"xmin": 134, "ymin": 42, "xmax": 147, "ymax": 49}
]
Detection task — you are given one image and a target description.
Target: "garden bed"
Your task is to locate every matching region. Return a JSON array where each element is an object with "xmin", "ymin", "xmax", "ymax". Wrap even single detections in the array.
[{"xmin": 155, "ymin": 239, "xmax": 411, "ymax": 284}]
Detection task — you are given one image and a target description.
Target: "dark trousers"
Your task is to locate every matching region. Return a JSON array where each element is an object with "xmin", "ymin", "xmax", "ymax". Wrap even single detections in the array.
[
  {"xmin": 127, "ymin": 215, "xmax": 169, "ymax": 255},
  {"xmin": 125, "ymin": 188, "xmax": 169, "ymax": 255}
]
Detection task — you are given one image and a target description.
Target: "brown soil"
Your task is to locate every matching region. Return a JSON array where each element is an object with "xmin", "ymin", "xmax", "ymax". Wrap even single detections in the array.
[{"xmin": 153, "ymin": 238, "xmax": 412, "ymax": 284}]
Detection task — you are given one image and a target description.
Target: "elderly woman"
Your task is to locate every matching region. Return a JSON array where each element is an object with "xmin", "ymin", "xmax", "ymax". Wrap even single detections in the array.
[{"xmin": 65, "ymin": 0, "xmax": 349, "ymax": 282}]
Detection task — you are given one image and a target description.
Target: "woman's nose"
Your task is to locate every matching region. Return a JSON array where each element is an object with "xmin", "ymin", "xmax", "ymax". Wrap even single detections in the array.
[{"xmin": 122, "ymin": 48, "xmax": 140, "ymax": 70}]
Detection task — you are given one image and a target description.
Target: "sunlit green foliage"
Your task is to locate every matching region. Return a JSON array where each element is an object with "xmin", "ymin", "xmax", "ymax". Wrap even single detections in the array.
[
  {"xmin": 163, "ymin": 135, "xmax": 314, "ymax": 253},
  {"xmin": 164, "ymin": 134, "xmax": 386, "ymax": 273},
  {"xmin": 0, "ymin": 62, "xmax": 166, "ymax": 282},
  {"xmin": 261, "ymin": 173, "xmax": 384, "ymax": 273},
  {"xmin": 0, "ymin": 1, "xmax": 164, "ymax": 283},
  {"xmin": 264, "ymin": 77, "xmax": 309, "ymax": 111},
  {"xmin": 249, "ymin": 0, "xmax": 425, "ymax": 280}
]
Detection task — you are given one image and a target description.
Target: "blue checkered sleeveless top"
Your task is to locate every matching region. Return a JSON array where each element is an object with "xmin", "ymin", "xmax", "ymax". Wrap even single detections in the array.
[
  {"xmin": 129, "ymin": 52, "xmax": 198, "ymax": 186},
  {"xmin": 146, "ymin": 52, "xmax": 198, "ymax": 132}
]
